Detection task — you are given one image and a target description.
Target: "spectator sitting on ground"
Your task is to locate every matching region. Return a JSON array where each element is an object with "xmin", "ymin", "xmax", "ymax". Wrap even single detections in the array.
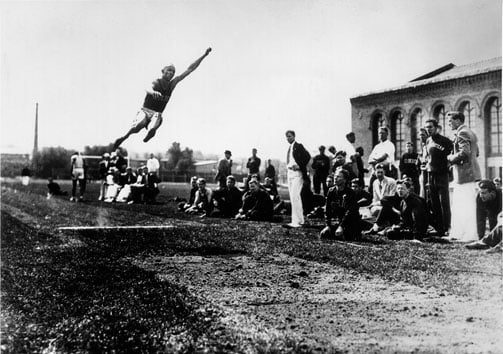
[
  {"xmin": 351, "ymin": 178, "xmax": 372, "ymax": 207},
  {"xmin": 235, "ymin": 178, "xmax": 274, "ymax": 221},
  {"xmin": 210, "ymin": 175, "xmax": 243, "ymax": 218},
  {"xmin": 116, "ymin": 166, "xmax": 137, "ymax": 203},
  {"xmin": 47, "ymin": 177, "xmax": 68, "ymax": 199},
  {"xmin": 131, "ymin": 165, "xmax": 160, "ymax": 204},
  {"xmin": 178, "ymin": 176, "xmax": 199, "ymax": 211},
  {"xmin": 474, "ymin": 180, "xmax": 502, "ymax": 241},
  {"xmin": 379, "ymin": 179, "xmax": 429, "ymax": 242},
  {"xmin": 21, "ymin": 166, "xmax": 32, "ymax": 186},
  {"xmin": 104, "ymin": 167, "xmax": 121, "ymax": 203},
  {"xmin": 466, "ymin": 212, "xmax": 502, "ymax": 253},
  {"xmin": 111, "ymin": 148, "xmax": 127, "ymax": 173},
  {"xmin": 320, "ymin": 168, "xmax": 361, "ymax": 241},
  {"xmin": 263, "ymin": 176, "xmax": 287, "ymax": 215},
  {"xmin": 331, "ymin": 150, "xmax": 356, "ymax": 181},
  {"xmin": 186, "ymin": 178, "xmax": 213, "ymax": 215},
  {"xmin": 370, "ymin": 164, "xmax": 397, "ymax": 217}
]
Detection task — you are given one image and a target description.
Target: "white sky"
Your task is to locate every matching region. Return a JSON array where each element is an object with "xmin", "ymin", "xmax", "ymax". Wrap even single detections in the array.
[{"xmin": 1, "ymin": 0, "xmax": 501, "ymax": 160}]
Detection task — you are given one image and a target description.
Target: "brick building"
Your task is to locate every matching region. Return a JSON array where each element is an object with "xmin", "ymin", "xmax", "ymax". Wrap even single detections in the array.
[{"xmin": 350, "ymin": 57, "xmax": 501, "ymax": 179}]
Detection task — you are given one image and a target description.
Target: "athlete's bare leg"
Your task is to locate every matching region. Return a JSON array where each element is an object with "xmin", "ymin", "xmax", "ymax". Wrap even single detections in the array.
[
  {"xmin": 114, "ymin": 112, "xmax": 149, "ymax": 148},
  {"xmin": 143, "ymin": 115, "xmax": 163, "ymax": 143}
]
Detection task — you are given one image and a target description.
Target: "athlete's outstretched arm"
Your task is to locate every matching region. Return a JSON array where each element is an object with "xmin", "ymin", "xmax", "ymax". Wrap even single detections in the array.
[{"xmin": 174, "ymin": 47, "xmax": 212, "ymax": 83}]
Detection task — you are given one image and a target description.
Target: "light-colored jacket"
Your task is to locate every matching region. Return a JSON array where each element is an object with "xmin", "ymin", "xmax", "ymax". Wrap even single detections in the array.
[{"xmin": 450, "ymin": 124, "xmax": 481, "ymax": 184}]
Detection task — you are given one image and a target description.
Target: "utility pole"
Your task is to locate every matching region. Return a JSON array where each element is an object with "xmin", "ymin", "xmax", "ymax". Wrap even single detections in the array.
[{"xmin": 32, "ymin": 102, "xmax": 39, "ymax": 158}]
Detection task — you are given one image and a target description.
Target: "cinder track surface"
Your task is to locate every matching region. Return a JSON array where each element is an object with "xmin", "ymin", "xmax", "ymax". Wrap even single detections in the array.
[{"xmin": 2, "ymin": 181, "xmax": 502, "ymax": 353}]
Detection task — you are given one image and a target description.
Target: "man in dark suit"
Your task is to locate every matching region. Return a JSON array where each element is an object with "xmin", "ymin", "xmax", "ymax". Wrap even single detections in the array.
[
  {"xmin": 211, "ymin": 175, "xmax": 243, "ymax": 218},
  {"xmin": 284, "ymin": 130, "xmax": 311, "ymax": 228},
  {"xmin": 215, "ymin": 150, "xmax": 233, "ymax": 189},
  {"xmin": 320, "ymin": 168, "xmax": 361, "ymax": 240}
]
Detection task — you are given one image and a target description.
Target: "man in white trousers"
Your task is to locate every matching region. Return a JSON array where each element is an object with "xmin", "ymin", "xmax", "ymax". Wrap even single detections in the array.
[{"xmin": 284, "ymin": 130, "xmax": 311, "ymax": 228}]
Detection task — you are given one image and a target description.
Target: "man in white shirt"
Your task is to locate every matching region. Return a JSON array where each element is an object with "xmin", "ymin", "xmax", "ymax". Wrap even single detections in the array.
[
  {"xmin": 284, "ymin": 130, "xmax": 311, "ymax": 228},
  {"xmin": 370, "ymin": 164, "xmax": 397, "ymax": 217},
  {"xmin": 147, "ymin": 153, "xmax": 160, "ymax": 176},
  {"xmin": 368, "ymin": 127, "xmax": 396, "ymax": 195}
]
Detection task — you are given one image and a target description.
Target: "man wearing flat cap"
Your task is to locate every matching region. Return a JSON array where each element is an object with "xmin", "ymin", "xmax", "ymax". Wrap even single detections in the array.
[{"xmin": 215, "ymin": 150, "xmax": 233, "ymax": 189}]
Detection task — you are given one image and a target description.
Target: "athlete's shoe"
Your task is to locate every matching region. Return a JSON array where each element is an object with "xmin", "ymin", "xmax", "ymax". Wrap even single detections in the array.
[{"xmin": 465, "ymin": 240, "xmax": 490, "ymax": 250}]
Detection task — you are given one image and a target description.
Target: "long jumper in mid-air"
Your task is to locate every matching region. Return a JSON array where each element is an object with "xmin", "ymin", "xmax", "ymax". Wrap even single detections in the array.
[{"xmin": 113, "ymin": 47, "xmax": 212, "ymax": 148}]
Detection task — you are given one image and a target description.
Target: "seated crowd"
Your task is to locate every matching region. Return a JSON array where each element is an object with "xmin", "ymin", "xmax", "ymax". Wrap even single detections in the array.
[{"xmin": 51, "ymin": 122, "xmax": 501, "ymax": 254}]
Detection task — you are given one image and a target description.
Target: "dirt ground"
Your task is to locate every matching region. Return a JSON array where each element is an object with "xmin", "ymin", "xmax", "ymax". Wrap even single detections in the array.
[{"xmin": 2, "ymin": 180, "xmax": 503, "ymax": 353}]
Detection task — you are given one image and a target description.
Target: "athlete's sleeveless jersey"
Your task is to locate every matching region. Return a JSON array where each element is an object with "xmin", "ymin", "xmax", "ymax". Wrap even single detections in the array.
[
  {"xmin": 71, "ymin": 154, "xmax": 85, "ymax": 169},
  {"xmin": 143, "ymin": 79, "xmax": 173, "ymax": 113}
]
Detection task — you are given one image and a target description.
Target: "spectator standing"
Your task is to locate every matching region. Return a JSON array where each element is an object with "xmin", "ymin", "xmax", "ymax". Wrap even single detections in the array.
[
  {"xmin": 493, "ymin": 177, "xmax": 502, "ymax": 190},
  {"xmin": 339, "ymin": 132, "xmax": 360, "ymax": 179},
  {"xmin": 98, "ymin": 152, "xmax": 111, "ymax": 201},
  {"xmin": 246, "ymin": 148, "xmax": 261, "ymax": 181},
  {"xmin": 147, "ymin": 153, "xmax": 160, "ymax": 177},
  {"xmin": 417, "ymin": 128, "xmax": 429, "ymax": 199},
  {"xmin": 284, "ymin": 130, "xmax": 311, "ymax": 228},
  {"xmin": 368, "ymin": 127, "xmax": 396, "ymax": 196},
  {"xmin": 264, "ymin": 159, "xmax": 277, "ymax": 187},
  {"xmin": 215, "ymin": 150, "xmax": 232, "ymax": 189},
  {"xmin": 447, "ymin": 111, "xmax": 481, "ymax": 242},
  {"xmin": 70, "ymin": 151, "xmax": 86, "ymax": 202},
  {"xmin": 399, "ymin": 142, "xmax": 420, "ymax": 194},
  {"xmin": 424, "ymin": 119, "xmax": 452, "ymax": 236},
  {"xmin": 311, "ymin": 145, "xmax": 331, "ymax": 196}
]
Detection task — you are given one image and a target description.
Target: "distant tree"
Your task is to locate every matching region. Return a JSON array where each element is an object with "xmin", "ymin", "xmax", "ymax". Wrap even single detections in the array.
[
  {"xmin": 83, "ymin": 144, "xmax": 128, "ymax": 157},
  {"xmin": 32, "ymin": 147, "xmax": 73, "ymax": 178},
  {"xmin": 166, "ymin": 142, "xmax": 194, "ymax": 176}
]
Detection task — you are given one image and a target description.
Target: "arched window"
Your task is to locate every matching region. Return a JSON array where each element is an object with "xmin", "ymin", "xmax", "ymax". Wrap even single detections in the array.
[
  {"xmin": 410, "ymin": 108, "xmax": 424, "ymax": 152},
  {"xmin": 486, "ymin": 97, "xmax": 502, "ymax": 156},
  {"xmin": 433, "ymin": 104, "xmax": 447, "ymax": 136},
  {"xmin": 390, "ymin": 111, "xmax": 406, "ymax": 159},
  {"xmin": 459, "ymin": 101, "xmax": 475, "ymax": 128},
  {"xmin": 371, "ymin": 112, "xmax": 386, "ymax": 147}
]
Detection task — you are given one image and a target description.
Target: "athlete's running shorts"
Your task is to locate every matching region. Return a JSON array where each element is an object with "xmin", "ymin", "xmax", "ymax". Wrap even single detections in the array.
[
  {"xmin": 132, "ymin": 107, "xmax": 163, "ymax": 130},
  {"xmin": 72, "ymin": 168, "xmax": 85, "ymax": 180}
]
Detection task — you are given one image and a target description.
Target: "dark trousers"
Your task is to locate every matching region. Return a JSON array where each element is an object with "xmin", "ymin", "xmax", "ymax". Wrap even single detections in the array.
[
  {"xmin": 428, "ymin": 173, "xmax": 451, "ymax": 234},
  {"xmin": 72, "ymin": 179, "xmax": 86, "ymax": 197},
  {"xmin": 313, "ymin": 173, "xmax": 328, "ymax": 196},
  {"xmin": 375, "ymin": 195, "xmax": 401, "ymax": 227}
]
